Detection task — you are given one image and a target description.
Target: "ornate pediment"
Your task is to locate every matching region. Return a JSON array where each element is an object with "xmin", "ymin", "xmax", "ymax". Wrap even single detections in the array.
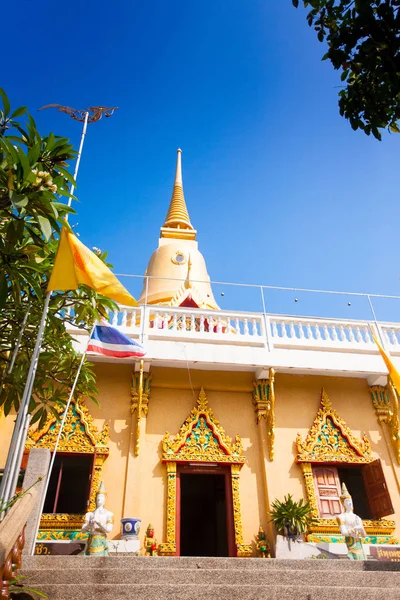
[
  {"xmin": 162, "ymin": 387, "xmax": 245, "ymax": 464},
  {"xmin": 26, "ymin": 400, "xmax": 109, "ymax": 455},
  {"xmin": 296, "ymin": 389, "xmax": 373, "ymax": 464}
]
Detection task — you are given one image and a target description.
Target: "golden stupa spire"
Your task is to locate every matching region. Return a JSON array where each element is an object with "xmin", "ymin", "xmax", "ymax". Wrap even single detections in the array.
[{"xmin": 160, "ymin": 149, "xmax": 197, "ymax": 240}]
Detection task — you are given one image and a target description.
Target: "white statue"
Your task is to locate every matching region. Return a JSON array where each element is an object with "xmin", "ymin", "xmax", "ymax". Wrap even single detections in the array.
[
  {"xmin": 82, "ymin": 482, "xmax": 114, "ymax": 556},
  {"xmin": 337, "ymin": 482, "xmax": 366, "ymax": 560}
]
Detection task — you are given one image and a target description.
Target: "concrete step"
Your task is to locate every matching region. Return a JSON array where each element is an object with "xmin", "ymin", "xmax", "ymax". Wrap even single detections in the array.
[
  {"xmin": 20, "ymin": 566, "xmax": 400, "ymax": 588},
  {"xmin": 22, "ymin": 555, "xmax": 400, "ymax": 572},
  {"xmin": 22, "ymin": 582, "xmax": 400, "ymax": 600}
]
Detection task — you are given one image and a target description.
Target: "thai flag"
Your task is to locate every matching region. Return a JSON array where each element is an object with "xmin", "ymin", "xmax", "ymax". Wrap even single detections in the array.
[{"xmin": 87, "ymin": 323, "xmax": 146, "ymax": 358}]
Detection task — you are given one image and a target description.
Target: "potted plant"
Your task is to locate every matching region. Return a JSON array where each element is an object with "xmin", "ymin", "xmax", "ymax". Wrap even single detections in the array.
[{"xmin": 269, "ymin": 494, "xmax": 314, "ymax": 540}]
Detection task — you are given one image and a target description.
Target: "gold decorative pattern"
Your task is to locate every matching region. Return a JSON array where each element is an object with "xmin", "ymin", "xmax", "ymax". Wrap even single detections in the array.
[
  {"xmin": 161, "ymin": 149, "xmax": 195, "ymax": 236},
  {"xmin": 162, "ymin": 387, "xmax": 245, "ymax": 464},
  {"xmin": 88, "ymin": 453, "xmax": 108, "ymax": 511},
  {"xmin": 370, "ymin": 384, "xmax": 400, "ymax": 465},
  {"xmin": 39, "ymin": 514, "xmax": 85, "ymax": 530},
  {"xmin": 26, "ymin": 400, "xmax": 109, "ymax": 540},
  {"xmin": 131, "ymin": 371, "xmax": 152, "ymax": 417},
  {"xmin": 252, "ymin": 369, "xmax": 275, "ymax": 461},
  {"xmin": 26, "ymin": 400, "xmax": 109, "ymax": 455},
  {"xmin": 160, "ymin": 389, "xmax": 251, "ymax": 556},
  {"xmin": 158, "ymin": 462, "xmax": 177, "ymax": 556},
  {"xmin": 296, "ymin": 388, "xmax": 373, "ymax": 464},
  {"xmin": 298, "ymin": 390, "xmax": 396, "ymax": 543},
  {"xmin": 231, "ymin": 464, "xmax": 252, "ymax": 557},
  {"xmin": 300, "ymin": 462, "xmax": 319, "ymax": 518},
  {"xmin": 301, "ymin": 460, "xmax": 396, "ymax": 542}
]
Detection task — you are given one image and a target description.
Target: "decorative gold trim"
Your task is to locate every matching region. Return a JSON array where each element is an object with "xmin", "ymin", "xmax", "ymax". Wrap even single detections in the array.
[
  {"xmin": 39, "ymin": 514, "xmax": 85, "ymax": 531},
  {"xmin": 159, "ymin": 389, "xmax": 251, "ymax": 556},
  {"xmin": 131, "ymin": 371, "xmax": 152, "ymax": 417},
  {"xmin": 162, "ymin": 387, "xmax": 245, "ymax": 464},
  {"xmin": 162, "ymin": 388, "xmax": 245, "ymax": 464},
  {"xmin": 298, "ymin": 392, "xmax": 396, "ymax": 543},
  {"xmin": 252, "ymin": 368, "xmax": 275, "ymax": 461},
  {"xmin": 296, "ymin": 388, "xmax": 373, "ymax": 464},
  {"xmin": 371, "ymin": 384, "xmax": 400, "ymax": 465},
  {"xmin": 301, "ymin": 462, "xmax": 396, "ymax": 540},
  {"xmin": 158, "ymin": 462, "xmax": 177, "ymax": 556},
  {"xmin": 171, "ymin": 251, "xmax": 187, "ymax": 265},
  {"xmin": 27, "ymin": 399, "xmax": 109, "ymax": 535},
  {"xmin": 231, "ymin": 464, "xmax": 252, "ymax": 557},
  {"xmin": 26, "ymin": 400, "xmax": 109, "ymax": 455}
]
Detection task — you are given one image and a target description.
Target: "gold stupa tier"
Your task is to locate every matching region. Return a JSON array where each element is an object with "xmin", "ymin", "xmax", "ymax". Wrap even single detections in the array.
[
  {"xmin": 138, "ymin": 150, "xmax": 219, "ymax": 310},
  {"xmin": 160, "ymin": 149, "xmax": 196, "ymax": 241}
]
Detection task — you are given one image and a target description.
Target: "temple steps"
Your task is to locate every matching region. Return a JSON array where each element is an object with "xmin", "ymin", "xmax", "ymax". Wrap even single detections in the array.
[{"xmin": 21, "ymin": 556, "xmax": 400, "ymax": 600}]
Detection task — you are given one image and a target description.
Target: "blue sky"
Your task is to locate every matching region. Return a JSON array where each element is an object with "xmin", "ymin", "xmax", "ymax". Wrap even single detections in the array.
[{"xmin": 4, "ymin": 1, "xmax": 400, "ymax": 320}]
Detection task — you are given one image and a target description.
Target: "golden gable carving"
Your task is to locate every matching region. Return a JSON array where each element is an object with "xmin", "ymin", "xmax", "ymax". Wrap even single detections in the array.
[
  {"xmin": 162, "ymin": 387, "xmax": 244, "ymax": 464},
  {"xmin": 26, "ymin": 400, "xmax": 109, "ymax": 455},
  {"xmin": 296, "ymin": 388, "xmax": 372, "ymax": 464}
]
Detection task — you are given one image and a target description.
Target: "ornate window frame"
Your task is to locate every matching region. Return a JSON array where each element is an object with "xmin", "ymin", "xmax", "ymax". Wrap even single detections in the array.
[
  {"xmin": 25, "ymin": 400, "xmax": 109, "ymax": 541},
  {"xmin": 159, "ymin": 387, "xmax": 252, "ymax": 556},
  {"xmin": 296, "ymin": 389, "xmax": 396, "ymax": 543}
]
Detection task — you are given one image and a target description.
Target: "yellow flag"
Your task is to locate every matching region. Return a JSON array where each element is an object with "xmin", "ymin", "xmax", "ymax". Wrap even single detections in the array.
[
  {"xmin": 373, "ymin": 334, "xmax": 400, "ymax": 396},
  {"xmin": 47, "ymin": 228, "xmax": 138, "ymax": 306}
]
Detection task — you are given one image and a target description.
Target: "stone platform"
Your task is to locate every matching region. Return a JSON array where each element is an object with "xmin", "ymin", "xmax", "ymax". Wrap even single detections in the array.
[{"xmin": 21, "ymin": 555, "xmax": 400, "ymax": 600}]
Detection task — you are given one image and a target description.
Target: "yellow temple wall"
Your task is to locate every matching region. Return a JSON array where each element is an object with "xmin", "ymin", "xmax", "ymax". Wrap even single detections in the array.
[
  {"xmin": 269, "ymin": 374, "xmax": 400, "ymax": 518},
  {"xmin": 1, "ymin": 364, "xmax": 399, "ymax": 548},
  {"xmin": 88, "ymin": 366, "xmax": 400, "ymax": 546},
  {"xmin": 0, "ymin": 410, "xmax": 16, "ymax": 467}
]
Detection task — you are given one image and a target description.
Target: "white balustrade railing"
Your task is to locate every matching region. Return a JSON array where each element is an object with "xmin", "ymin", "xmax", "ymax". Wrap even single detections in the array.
[
  {"xmin": 381, "ymin": 324, "xmax": 400, "ymax": 350},
  {"xmin": 268, "ymin": 315, "xmax": 375, "ymax": 350},
  {"xmin": 66, "ymin": 302, "xmax": 400, "ymax": 355},
  {"xmin": 144, "ymin": 306, "xmax": 265, "ymax": 344}
]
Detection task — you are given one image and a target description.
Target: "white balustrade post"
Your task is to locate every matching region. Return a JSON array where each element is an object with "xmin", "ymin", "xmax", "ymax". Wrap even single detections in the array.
[{"xmin": 244, "ymin": 317, "xmax": 249, "ymax": 336}]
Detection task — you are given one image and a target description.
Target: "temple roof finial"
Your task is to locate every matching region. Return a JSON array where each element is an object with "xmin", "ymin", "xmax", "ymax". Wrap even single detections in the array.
[{"xmin": 161, "ymin": 149, "xmax": 196, "ymax": 240}]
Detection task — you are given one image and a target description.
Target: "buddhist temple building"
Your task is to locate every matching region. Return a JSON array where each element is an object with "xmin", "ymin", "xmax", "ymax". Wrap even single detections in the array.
[{"xmin": 1, "ymin": 150, "xmax": 400, "ymax": 557}]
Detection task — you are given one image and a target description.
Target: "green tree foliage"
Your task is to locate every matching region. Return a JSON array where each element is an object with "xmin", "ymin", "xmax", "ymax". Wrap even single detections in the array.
[
  {"xmin": 293, "ymin": 0, "xmax": 400, "ymax": 140},
  {"xmin": 0, "ymin": 89, "xmax": 117, "ymax": 428}
]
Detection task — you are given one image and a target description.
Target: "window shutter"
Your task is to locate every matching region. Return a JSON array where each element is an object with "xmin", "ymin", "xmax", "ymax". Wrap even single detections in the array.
[
  {"xmin": 312, "ymin": 466, "xmax": 342, "ymax": 517},
  {"xmin": 362, "ymin": 460, "xmax": 394, "ymax": 519}
]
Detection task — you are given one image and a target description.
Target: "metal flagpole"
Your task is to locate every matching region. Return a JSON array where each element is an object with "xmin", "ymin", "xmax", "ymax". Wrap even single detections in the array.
[
  {"xmin": 39, "ymin": 105, "xmax": 118, "ymax": 212},
  {"xmin": 30, "ymin": 324, "xmax": 96, "ymax": 553},
  {"xmin": 0, "ymin": 291, "xmax": 52, "ymax": 510},
  {"xmin": 68, "ymin": 111, "xmax": 89, "ymax": 205},
  {"xmin": 1, "ymin": 105, "xmax": 118, "ymax": 513}
]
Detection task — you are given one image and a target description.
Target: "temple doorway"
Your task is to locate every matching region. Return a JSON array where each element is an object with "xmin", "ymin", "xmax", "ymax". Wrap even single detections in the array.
[{"xmin": 178, "ymin": 468, "xmax": 234, "ymax": 557}]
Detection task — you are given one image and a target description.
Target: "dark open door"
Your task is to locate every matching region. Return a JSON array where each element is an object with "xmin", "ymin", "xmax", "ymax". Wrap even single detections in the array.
[{"xmin": 362, "ymin": 460, "xmax": 394, "ymax": 519}]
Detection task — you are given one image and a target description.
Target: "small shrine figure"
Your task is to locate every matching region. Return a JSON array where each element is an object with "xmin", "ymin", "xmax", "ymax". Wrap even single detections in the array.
[
  {"xmin": 337, "ymin": 483, "xmax": 366, "ymax": 560},
  {"xmin": 256, "ymin": 526, "xmax": 271, "ymax": 558},
  {"xmin": 82, "ymin": 482, "xmax": 114, "ymax": 556},
  {"xmin": 144, "ymin": 523, "xmax": 158, "ymax": 556}
]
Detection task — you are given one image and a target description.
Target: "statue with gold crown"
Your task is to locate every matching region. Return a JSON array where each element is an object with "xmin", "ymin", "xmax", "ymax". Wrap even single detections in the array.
[
  {"xmin": 82, "ymin": 482, "xmax": 114, "ymax": 556},
  {"xmin": 337, "ymin": 483, "xmax": 366, "ymax": 560}
]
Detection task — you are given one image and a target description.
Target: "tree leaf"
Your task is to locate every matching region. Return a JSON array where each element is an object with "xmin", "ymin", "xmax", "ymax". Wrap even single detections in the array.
[
  {"xmin": 11, "ymin": 106, "xmax": 27, "ymax": 118},
  {"xmin": 11, "ymin": 193, "xmax": 29, "ymax": 209},
  {"xmin": 36, "ymin": 215, "xmax": 52, "ymax": 240},
  {"xmin": 0, "ymin": 87, "xmax": 11, "ymax": 117},
  {"xmin": 0, "ymin": 273, "xmax": 8, "ymax": 309}
]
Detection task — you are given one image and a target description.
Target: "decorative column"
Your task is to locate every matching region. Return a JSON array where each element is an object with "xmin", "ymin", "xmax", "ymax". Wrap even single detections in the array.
[
  {"xmin": 121, "ymin": 365, "xmax": 151, "ymax": 519},
  {"xmin": 370, "ymin": 384, "xmax": 400, "ymax": 465},
  {"xmin": 252, "ymin": 368, "xmax": 275, "ymax": 552},
  {"xmin": 231, "ymin": 464, "xmax": 252, "ymax": 557},
  {"xmin": 252, "ymin": 369, "xmax": 275, "ymax": 461},
  {"xmin": 158, "ymin": 462, "xmax": 177, "ymax": 556},
  {"xmin": 131, "ymin": 368, "xmax": 152, "ymax": 455}
]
